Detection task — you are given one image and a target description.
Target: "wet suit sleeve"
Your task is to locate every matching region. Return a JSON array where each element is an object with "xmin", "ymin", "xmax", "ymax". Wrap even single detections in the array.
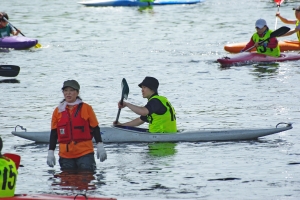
[
  {"xmin": 49, "ymin": 129, "xmax": 58, "ymax": 150},
  {"xmin": 91, "ymin": 125, "xmax": 103, "ymax": 143}
]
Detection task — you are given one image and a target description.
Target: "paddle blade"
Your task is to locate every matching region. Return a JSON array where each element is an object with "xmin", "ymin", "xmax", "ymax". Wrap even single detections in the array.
[
  {"xmin": 121, "ymin": 78, "xmax": 129, "ymax": 100},
  {"xmin": 34, "ymin": 43, "xmax": 42, "ymax": 48},
  {"xmin": 0, "ymin": 65, "xmax": 20, "ymax": 77},
  {"xmin": 270, "ymin": 26, "xmax": 290, "ymax": 38},
  {"xmin": 3, "ymin": 153, "xmax": 21, "ymax": 169},
  {"xmin": 274, "ymin": 0, "xmax": 284, "ymax": 6}
]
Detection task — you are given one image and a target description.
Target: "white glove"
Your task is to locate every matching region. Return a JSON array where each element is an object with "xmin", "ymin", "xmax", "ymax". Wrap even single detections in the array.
[
  {"xmin": 96, "ymin": 142, "xmax": 107, "ymax": 162},
  {"xmin": 47, "ymin": 150, "xmax": 56, "ymax": 167}
]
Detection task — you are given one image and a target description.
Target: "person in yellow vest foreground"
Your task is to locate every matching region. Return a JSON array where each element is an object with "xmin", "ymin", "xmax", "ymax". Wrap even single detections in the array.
[
  {"xmin": 0, "ymin": 137, "xmax": 18, "ymax": 198},
  {"xmin": 241, "ymin": 19, "xmax": 280, "ymax": 57},
  {"xmin": 276, "ymin": 6, "xmax": 300, "ymax": 40},
  {"xmin": 113, "ymin": 76, "xmax": 177, "ymax": 133},
  {"xmin": 47, "ymin": 80, "xmax": 107, "ymax": 172}
]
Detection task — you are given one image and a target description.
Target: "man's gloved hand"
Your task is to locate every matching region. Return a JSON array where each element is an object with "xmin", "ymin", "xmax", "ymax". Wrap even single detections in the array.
[
  {"xmin": 47, "ymin": 150, "xmax": 56, "ymax": 167},
  {"xmin": 96, "ymin": 142, "xmax": 107, "ymax": 162}
]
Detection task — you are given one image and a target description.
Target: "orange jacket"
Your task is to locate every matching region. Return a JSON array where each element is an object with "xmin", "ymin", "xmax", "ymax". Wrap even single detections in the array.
[{"xmin": 51, "ymin": 103, "xmax": 98, "ymax": 158}]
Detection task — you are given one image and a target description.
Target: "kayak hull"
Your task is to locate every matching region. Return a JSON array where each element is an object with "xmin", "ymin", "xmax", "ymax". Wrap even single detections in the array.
[
  {"xmin": 4, "ymin": 194, "xmax": 116, "ymax": 200},
  {"xmin": 0, "ymin": 36, "xmax": 38, "ymax": 50},
  {"xmin": 11, "ymin": 123, "xmax": 293, "ymax": 143},
  {"xmin": 78, "ymin": 0, "xmax": 203, "ymax": 6},
  {"xmin": 224, "ymin": 40, "xmax": 300, "ymax": 53},
  {"xmin": 217, "ymin": 52, "xmax": 300, "ymax": 67}
]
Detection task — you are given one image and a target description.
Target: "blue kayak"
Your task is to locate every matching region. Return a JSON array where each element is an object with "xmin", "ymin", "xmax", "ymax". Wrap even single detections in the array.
[{"xmin": 78, "ymin": 0, "xmax": 203, "ymax": 6}]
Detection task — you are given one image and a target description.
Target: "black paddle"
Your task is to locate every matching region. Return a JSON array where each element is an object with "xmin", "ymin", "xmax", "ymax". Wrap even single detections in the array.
[
  {"xmin": 244, "ymin": 26, "xmax": 290, "ymax": 52},
  {"xmin": 115, "ymin": 78, "xmax": 130, "ymax": 123},
  {"xmin": 0, "ymin": 65, "xmax": 20, "ymax": 77}
]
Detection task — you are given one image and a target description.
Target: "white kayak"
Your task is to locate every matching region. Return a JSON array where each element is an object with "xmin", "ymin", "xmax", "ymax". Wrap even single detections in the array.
[{"xmin": 11, "ymin": 122, "xmax": 292, "ymax": 143}]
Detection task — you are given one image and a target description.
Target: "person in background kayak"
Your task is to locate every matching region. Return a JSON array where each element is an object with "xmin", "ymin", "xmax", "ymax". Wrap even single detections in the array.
[
  {"xmin": 0, "ymin": 12, "xmax": 20, "ymax": 38},
  {"xmin": 113, "ymin": 76, "xmax": 177, "ymax": 133},
  {"xmin": 276, "ymin": 6, "xmax": 300, "ymax": 40},
  {"xmin": 241, "ymin": 19, "xmax": 280, "ymax": 57},
  {"xmin": 0, "ymin": 137, "xmax": 18, "ymax": 198},
  {"xmin": 47, "ymin": 80, "xmax": 107, "ymax": 172}
]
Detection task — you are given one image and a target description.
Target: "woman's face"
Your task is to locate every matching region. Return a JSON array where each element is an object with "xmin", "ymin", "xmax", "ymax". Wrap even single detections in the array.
[{"xmin": 63, "ymin": 87, "xmax": 79, "ymax": 103}]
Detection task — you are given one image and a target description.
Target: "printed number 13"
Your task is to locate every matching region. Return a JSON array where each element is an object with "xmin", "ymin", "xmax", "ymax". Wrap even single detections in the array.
[{"xmin": 1, "ymin": 165, "xmax": 17, "ymax": 190}]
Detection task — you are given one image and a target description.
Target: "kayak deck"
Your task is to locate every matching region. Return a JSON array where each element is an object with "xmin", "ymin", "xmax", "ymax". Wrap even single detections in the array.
[{"xmin": 11, "ymin": 122, "xmax": 293, "ymax": 143}]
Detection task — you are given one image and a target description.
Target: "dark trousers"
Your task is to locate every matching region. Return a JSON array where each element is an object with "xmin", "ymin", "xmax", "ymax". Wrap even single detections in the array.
[{"xmin": 59, "ymin": 153, "xmax": 96, "ymax": 172}]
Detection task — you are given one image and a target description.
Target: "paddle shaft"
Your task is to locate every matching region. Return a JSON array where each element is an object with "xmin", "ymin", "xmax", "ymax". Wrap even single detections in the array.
[
  {"xmin": 0, "ymin": 65, "xmax": 20, "ymax": 77},
  {"xmin": 115, "ymin": 98, "xmax": 124, "ymax": 123},
  {"xmin": 3, "ymin": 17, "xmax": 25, "ymax": 36},
  {"xmin": 274, "ymin": 0, "xmax": 284, "ymax": 30}
]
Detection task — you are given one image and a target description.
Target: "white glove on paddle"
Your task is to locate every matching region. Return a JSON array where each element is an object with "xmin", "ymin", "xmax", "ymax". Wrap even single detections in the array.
[
  {"xmin": 96, "ymin": 142, "xmax": 107, "ymax": 162},
  {"xmin": 47, "ymin": 150, "xmax": 56, "ymax": 167}
]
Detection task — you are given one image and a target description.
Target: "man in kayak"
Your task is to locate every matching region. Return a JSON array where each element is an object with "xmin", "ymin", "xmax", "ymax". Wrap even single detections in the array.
[
  {"xmin": 241, "ymin": 19, "xmax": 280, "ymax": 57},
  {"xmin": 276, "ymin": 6, "xmax": 300, "ymax": 40},
  {"xmin": 47, "ymin": 80, "xmax": 107, "ymax": 172},
  {"xmin": 0, "ymin": 12, "xmax": 20, "ymax": 38},
  {"xmin": 114, "ymin": 76, "xmax": 177, "ymax": 133},
  {"xmin": 0, "ymin": 137, "xmax": 18, "ymax": 198}
]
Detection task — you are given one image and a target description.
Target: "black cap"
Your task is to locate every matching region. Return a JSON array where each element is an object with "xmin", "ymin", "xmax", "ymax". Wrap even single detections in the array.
[
  {"xmin": 293, "ymin": 6, "xmax": 300, "ymax": 11},
  {"xmin": 138, "ymin": 76, "xmax": 159, "ymax": 91}
]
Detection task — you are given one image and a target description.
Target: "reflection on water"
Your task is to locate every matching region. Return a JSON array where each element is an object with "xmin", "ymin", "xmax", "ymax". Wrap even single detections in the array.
[
  {"xmin": 0, "ymin": 79, "xmax": 20, "ymax": 83},
  {"xmin": 251, "ymin": 64, "xmax": 279, "ymax": 77},
  {"xmin": 50, "ymin": 170, "xmax": 97, "ymax": 191},
  {"xmin": 148, "ymin": 142, "xmax": 177, "ymax": 157},
  {"xmin": 138, "ymin": 5, "xmax": 154, "ymax": 13}
]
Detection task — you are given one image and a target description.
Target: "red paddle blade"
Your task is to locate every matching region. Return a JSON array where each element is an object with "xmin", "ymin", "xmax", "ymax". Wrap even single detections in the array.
[
  {"xmin": 274, "ymin": 0, "xmax": 284, "ymax": 6},
  {"xmin": 3, "ymin": 153, "xmax": 21, "ymax": 169}
]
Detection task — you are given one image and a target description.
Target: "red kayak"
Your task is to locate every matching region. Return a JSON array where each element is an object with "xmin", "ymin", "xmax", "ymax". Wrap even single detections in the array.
[
  {"xmin": 2, "ymin": 194, "xmax": 116, "ymax": 200},
  {"xmin": 217, "ymin": 52, "xmax": 300, "ymax": 67}
]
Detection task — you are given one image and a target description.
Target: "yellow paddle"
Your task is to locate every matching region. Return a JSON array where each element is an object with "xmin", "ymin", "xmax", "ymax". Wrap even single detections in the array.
[{"xmin": 3, "ymin": 17, "xmax": 41, "ymax": 48}]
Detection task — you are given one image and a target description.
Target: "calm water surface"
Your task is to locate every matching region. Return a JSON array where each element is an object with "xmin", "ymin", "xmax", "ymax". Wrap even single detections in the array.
[{"xmin": 1, "ymin": 0, "xmax": 300, "ymax": 199}]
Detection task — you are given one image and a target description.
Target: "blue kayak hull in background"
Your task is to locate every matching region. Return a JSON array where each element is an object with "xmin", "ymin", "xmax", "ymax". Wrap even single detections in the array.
[{"xmin": 78, "ymin": 0, "xmax": 203, "ymax": 6}]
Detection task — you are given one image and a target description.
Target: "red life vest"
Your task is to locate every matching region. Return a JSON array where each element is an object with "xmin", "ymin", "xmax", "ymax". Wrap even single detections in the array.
[{"xmin": 57, "ymin": 103, "xmax": 92, "ymax": 144}]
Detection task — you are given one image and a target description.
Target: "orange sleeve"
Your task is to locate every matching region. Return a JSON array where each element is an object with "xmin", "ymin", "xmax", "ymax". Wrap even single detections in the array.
[
  {"xmin": 81, "ymin": 103, "xmax": 99, "ymax": 128},
  {"xmin": 51, "ymin": 107, "xmax": 61, "ymax": 129}
]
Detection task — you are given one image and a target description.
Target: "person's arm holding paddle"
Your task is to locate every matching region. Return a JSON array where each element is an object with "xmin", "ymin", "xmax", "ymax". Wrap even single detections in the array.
[{"xmin": 276, "ymin": 6, "xmax": 300, "ymax": 37}]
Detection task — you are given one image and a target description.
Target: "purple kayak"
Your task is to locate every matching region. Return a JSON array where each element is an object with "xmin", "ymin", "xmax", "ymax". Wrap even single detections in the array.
[{"xmin": 0, "ymin": 36, "xmax": 38, "ymax": 50}]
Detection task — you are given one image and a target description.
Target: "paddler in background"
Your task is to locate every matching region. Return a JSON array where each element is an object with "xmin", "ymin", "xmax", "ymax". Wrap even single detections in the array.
[
  {"xmin": 0, "ymin": 137, "xmax": 18, "ymax": 198},
  {"xmin": 241, "ymin": 19, "xmax": 280, "ymax": 57},
  {"xmin": 0, "ymin": 12, "xmax": 20, "ymax": 38},
  {"xmin": 47, "ymin": 80, "xmax": 107, "ymax": 172},
  {"xmin": 113, "ymin": 76, "xmax": 177, "ymax": 133},
  {"xmin": 276, "ymin": 6, "xmax": 300, "ymax": 40}
]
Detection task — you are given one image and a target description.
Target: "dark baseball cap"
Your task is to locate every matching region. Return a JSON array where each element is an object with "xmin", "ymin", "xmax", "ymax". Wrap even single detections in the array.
[
  {"xmin": 62, "ymin": 80, "xmax": 80, "ymax": 90},
  {"xmin": 138, "ymin": 76, "xmax": 159, "ymax": 91},
  {"xmin": 293, "ymin": 6, "xmax": 300, "ymax": 11}
]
